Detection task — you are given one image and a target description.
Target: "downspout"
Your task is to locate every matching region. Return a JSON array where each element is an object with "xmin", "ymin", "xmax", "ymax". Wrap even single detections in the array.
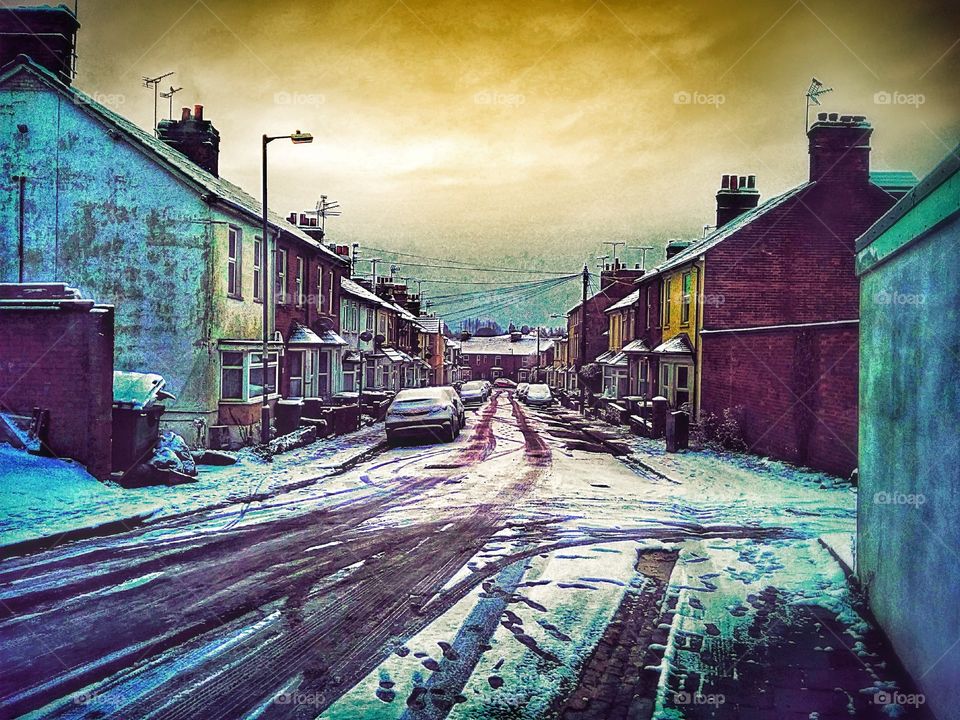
[
  {"xmin": 691, "ymin": 260, "xmax": 704, "ymax": 420},
  {"xmin": 16, "ymin": 176, "xmax": 26, "ymax": 282}
]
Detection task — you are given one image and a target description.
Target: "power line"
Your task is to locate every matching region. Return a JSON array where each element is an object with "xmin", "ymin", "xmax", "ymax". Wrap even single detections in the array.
[
  {"xmin": 359, "ymin": 245, "xmax": 574, "ymax": 275},
  {"xmin": 424, "ymin": 274, "xmax": 579, "ymax": 304}
]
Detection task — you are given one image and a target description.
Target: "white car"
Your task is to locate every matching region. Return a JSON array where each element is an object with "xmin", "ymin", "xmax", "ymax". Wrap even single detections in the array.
[
  {"xmin": 516, "ymin": 382, "xmax": 530, "ymax": 400},
  {"xmin": 385, "ymin": 387, "xmax": 463, "ymax": 445},
  {"xmin": 524, "ymin": 384, "xmax": 553, "ymax": 407},
  {"xmin": 459, "ymin": 380, "xmax": 488, "ymax": 406}
]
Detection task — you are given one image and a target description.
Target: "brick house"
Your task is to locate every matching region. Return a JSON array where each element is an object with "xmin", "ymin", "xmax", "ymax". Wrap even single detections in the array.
[
  {"xmin": 0, "ymin": 45, "xmax": 333, "ymax": 447},
  {"xmin": 564, "ymin": 261, "xmax": 644, "ymax": 395},
  {"xmin": 460, "ymin": 332, "xmax": 554, "ymax": 383},
  {"xmin": 275, "ymin": 218, "xmax": 350, "ymax": 401},
  {"xmin": 635, "ymin": 113, "xmax": 914, "ymax": 475}
]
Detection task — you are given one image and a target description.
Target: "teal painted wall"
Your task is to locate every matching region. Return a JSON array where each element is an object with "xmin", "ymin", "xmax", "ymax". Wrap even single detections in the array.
[{"xmin": 858, "ymin": 211, "xmax": 960, "ymax": 718}]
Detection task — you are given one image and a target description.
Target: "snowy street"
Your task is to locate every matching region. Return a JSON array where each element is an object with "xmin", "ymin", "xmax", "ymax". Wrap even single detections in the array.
[{"xmin": 0, "ymin": 392, "xmax": 928, "ymax": 719}]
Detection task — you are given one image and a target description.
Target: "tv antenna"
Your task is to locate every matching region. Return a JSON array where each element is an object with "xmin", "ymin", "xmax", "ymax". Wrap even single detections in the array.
[
  {"xmin": 595, "ymin": 255, "xmax": 610, "ymax": 271},
  {"xmin": 309, "ymin": 195, "xmax": 341, "ymax": 235},
  {"xmin": 142, "ymin": 71, "xmax": 175, "ymax": 134},
  {"xmin": 627, "ymin": 245, "xmax": 655, "ymax": 270},
  {"xmin": 805, "ymin": 77, "xmax": 833, "ymax": 132},
  {"xmin": 602, "ymin": 241, "xmax": 625, "ymax": 264},
  {"xmin": 159, "ymin": 85, "xmax": 183, "ymax": 121}
]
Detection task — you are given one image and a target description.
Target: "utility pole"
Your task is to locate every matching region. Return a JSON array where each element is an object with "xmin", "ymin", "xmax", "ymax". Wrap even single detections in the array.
[
  {"xmin": 368, "ymin": 257, "xmax": 380, "ymax": 287},
  {"xmin": 578, "ymin": 264, "xmax": 589, "ymax": 415},
  {"xmin": 351, "ymin": 243, "xmax": 359, "ymax": 277}
]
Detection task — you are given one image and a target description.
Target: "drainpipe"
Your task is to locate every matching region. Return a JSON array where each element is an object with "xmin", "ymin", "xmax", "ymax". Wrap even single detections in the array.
[{"xmin": 15, "ymin": 176, "xmax": 26, "ymax": 282}]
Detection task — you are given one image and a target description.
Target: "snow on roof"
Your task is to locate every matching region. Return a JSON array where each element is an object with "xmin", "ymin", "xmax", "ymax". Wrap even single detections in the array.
[
  {"xmin": 621, "ymin": 338, "xmax": 651, "ymax": 353},
  {"xmin": 416, "ymin": 316, "xmax": 445, "ymax": 335},
  {"xmin": 606, "ymin": 289, "xmax": 640, "ymax": 313},
  {"xmin": 652, "ymin": 334, "xmax": 694, "ymax": 355},
  {"xmin": 459, "ymin": 334, "xmax": 554, "ymax": 356},
  {"xmin": 0, "ymin": 59, "xmax": 346, "ymax": 267},
  {"xmin": 287, "ymin": 323, "xmax": 348, "ymax": 346}
]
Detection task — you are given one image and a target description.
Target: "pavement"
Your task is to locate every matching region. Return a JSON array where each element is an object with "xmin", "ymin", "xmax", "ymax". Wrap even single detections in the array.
[{"xmin": 0, "ymin": 391, "xmax": 931, "ymax": 719}]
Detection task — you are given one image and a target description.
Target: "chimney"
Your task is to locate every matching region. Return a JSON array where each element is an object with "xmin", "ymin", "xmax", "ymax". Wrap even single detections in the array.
[
  {"xmin": 156, "ymin": 104, "xmax": 221, "ymax": 176},
  {"xmin": 715, "ymin": 173, "xmax": 760, "ymax": 227},
  {"xmin": 0, "ymin": 6, "xmax": 79, "ymax": 85},
  {"xmin": 808, "ymin": 112, "xmax": 873, "ymax": 185},
  {"xmin": 510, "ymin": 331, "xmax": 522, "ymax": 342},
  {"xmin": 665, "ymin": 239, "xmax": 692, "ymax": 259}
]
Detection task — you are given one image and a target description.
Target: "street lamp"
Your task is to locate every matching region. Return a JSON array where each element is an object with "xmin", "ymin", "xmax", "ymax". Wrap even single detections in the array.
[{"xmin": 260, "ymin": 130, "xmax": 313, "ymax": 445}]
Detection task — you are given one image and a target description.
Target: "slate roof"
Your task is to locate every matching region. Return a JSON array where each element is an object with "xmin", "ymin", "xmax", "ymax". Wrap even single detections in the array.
[
  {"xmin": 416, "ymin": 316, "xmax": 445, "ymax": 335},
  {"xmin": 870, "ymin": 171, "xmax": 919, "ymax": 195},
  {"xmin": 0, "ymin": 58, "xmax": 346, "ymax": 266},
  {"xmin": 652, "ymin": 334, "xmax": 694, "ymax": 355},
  {"xmin": 459, "ymin": 334, "xmax": 554, "ymax": 356},
  {"xmin": 621, "ymin": 338, "xmax": 651, "ymax": 354},
  {"xmin": 287, "ymin": 323, "xmax": 347, "ymax": 346}
]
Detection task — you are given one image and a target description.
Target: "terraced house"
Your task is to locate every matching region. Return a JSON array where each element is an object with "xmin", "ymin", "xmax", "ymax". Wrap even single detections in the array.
[
  {"xmin": 0, "ymin": 30, "xmax": 336, "ymax": 447},
  {"xmin": 628, "ymin": 114, "xmax": 915, "ymax": 475}
]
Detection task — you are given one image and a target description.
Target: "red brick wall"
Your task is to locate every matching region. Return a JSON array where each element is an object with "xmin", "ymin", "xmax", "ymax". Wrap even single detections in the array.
[
  {"xmin": 0, "ymin": 301, "xmax": 114, "ymax": 478},
  {"xmin": 700, "ymin": 324, "xmax": 859, "ymax": 477}
]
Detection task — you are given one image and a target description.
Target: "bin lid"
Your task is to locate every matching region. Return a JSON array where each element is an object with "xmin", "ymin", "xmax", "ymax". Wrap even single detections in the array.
[{"xmin": 113, "ymin": 371, "xmax": 174, "ymax": 410}]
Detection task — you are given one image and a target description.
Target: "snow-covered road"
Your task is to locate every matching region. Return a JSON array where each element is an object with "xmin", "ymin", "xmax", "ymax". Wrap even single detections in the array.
[{"xmin": 0, "ymin": 392, "xmax": 928, "ymax": 719}]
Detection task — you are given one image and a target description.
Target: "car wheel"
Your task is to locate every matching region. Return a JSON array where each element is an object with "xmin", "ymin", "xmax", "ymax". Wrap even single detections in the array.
[
  {"xmin": 386, "ymin": 431, "xmax": 398, "ymax": 447},
  {"xmin": 446, "ymin": 420, "xmax": 457, "ymax": 443}
]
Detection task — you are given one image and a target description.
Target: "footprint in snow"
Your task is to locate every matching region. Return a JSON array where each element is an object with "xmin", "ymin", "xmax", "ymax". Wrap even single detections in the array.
[
  {"xmin": 422, "ymin": 658, "xmax": 441, "ymax": 671},
  {"xmin": 488, "ymin": 676, "xmax": 504, "ymax": 689}
]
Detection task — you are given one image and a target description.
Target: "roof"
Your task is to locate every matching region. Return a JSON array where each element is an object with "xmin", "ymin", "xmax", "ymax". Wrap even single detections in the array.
[
  {"xmin": 870, "ymin": 171, "xmax": 919, "ymax": 195},
  {"xmin": 459, "ymin": 334, "xmax": 554, "ymax": 356},
  {"xmin": 606, "ymin": 289, "xmax": 640, "ymax": 313},
  {"xmin": 340, "ymin": 277, "xmax": 396, "ymax": 311},
  {"xmin": 416, "ymin": 316, "xmax": 445, "ymax": 335},
  {"xmin": 596, "ymin": 350, "xmax": 628, "ymax": 366},
  {"xmin": 287, "ymin": 323, "xmax": 347, "ymax": 346},
  {"xmin": 857, "ymin": 144, "xmax": 960, "ymax": 275},
  {"xmin": 0, "ymin": 58, "xmax": 346, "ymax": 266},
  {"xmin": 621, "ymin": 338, "xmax": 651, "ymax": 353},
  {"xmin": 652, "ymin": 183, "xmax": 812, "ymax": 277},
  {"xmin": 652, "ymin": 334, "xmax": 694, "ymax": 355}
]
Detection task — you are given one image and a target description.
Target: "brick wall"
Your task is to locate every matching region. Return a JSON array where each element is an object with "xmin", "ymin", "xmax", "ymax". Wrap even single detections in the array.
[
  {"xmin": 700, "ymin": 324, "xmax": 859, "ymax": 476},
  {"xmin": 0, "ymin": 291, "xmax": 114, "ymax": 478}
]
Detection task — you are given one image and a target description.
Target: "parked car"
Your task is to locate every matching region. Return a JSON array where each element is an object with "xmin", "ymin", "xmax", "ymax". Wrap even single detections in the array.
[
  {"xmin": 480, "ymin": 380, "xmax": 492, "ymax": 396},
  {"xmin": 385, "ymin": 388, "xmax": 461, "ymax": 445},
  {"xmin": 524, "ymin": 384, "xmax": 553, "ymax": 407},
  {"xmin": 459, "ymin": 380, "xmax": 488, "ymax": 406},
  {"xmin": 439, "ymin": 386, "xmax": 466, "ymax": 428},
  {"xmin": 516, "ymin": 382, "xmax": 530, "ymax": 400},
  {"xmin": 493, "ymin": 378, "xmax": 517, "ymax": 389}
]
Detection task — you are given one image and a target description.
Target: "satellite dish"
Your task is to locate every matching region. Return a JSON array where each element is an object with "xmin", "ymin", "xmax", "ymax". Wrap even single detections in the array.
[
  {"xmin": 359, "ymin": 330, "xmax": 374, "ymax": 343},
  {"xmin": 374, "ymin": 334, "xmax": 385, "ymax": 346}
]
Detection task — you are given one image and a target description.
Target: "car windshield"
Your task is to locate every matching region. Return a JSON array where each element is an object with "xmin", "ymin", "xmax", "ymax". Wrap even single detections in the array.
[
  {"xmin": 527, "ymin": 385, "xmax": 551, "ymax": 398},
  {"xmin": 393, "ymin": 390, "xmax": 446, "ymax": 404},
  {"xmin": 462, "ymin": 382, "xmax": 484, "ymax": 391}
]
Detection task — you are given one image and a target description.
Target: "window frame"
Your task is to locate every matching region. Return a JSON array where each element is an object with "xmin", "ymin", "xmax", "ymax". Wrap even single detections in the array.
[
  {"xmin": 295, "ymin": 256, "xmax": 305, "ymax": 307},
  {"xmin": 220, "ymin": 349, "xmax": 280, "ymax": 403},
  {"xmin": 227, "ymin": 226, "xmax": 242, "ymax": 300},
  {"xmin": 661, "ymin": 279, "xmax": 672, "ymax": 328},
  {"xmin": 253, "ymin": 236, "xmax": 263, "ymax": 303},
  {"xmin": 680, "ymin": 271, "xmax": 692, "ymax": 326},
  {"xmin": 276, "ymin": 248, "xmax": 289, "ymax": 305}
]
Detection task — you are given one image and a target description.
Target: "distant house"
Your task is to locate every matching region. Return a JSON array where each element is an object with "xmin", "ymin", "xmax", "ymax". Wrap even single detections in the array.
[
  {"xmin": 855, "ymin": 144, "xmax": 960, "ymax": 720},
  {"xmin": 416, "ymin": 316, "xmax": 448, "ymax": 386},
  {"xmin": 460, "ymin": 332, "xmax": 554, "ymax": 383},
  {"xmin": 0, "ymin": 50, "xmax": 335, "ymax": 446}
]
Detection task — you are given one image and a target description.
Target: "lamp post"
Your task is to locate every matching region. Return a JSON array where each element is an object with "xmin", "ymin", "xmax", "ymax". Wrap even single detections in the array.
[
  {"xmin": 261, "ymin": 130, "xmax": 313, "ymax": 445},
  {"xmin": 356, "ymin": 330, "xmax": 374, "ymax": 430}
]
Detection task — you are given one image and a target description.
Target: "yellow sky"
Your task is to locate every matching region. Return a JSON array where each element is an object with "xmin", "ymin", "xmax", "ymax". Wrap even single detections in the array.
[{"xmin": 58, "ymin": 0, "xmax": 960, "ymax": 275}]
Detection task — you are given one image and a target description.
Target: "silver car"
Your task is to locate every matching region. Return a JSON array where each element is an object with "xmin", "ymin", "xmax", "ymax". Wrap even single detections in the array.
[
  {"xmin": 459, "ymin": 380, "xmax": 488, "ymax": 406},
  {"xmin": 386, "ymin": 387, "xmax": 462, "ymax": 445},
  {"xmin": 524, "ymin": 383, "xmax": 553, "ymax": 407}
]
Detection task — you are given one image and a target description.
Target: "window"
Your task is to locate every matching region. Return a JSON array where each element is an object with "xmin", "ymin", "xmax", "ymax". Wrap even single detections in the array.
[
  {"xmin": 227, "ymin": 227, "xmax": 242, "ymax": 299},
  {"xmin": 645, "ymin": 286, "xmax": 652, "ymax": 329},
  {"xmin": 494, "ymin": 355, "xmax": 501, "ymax": 367},
  {"xmin": 276, "ymin": 249, "xmax": 288, "ymax": 304},
  {"xmin": 318, "ymin": 350, "xmax": 331, "ymax": 396},
  {"xmin": 661, "ymin": 363, "xmax": 673, "ymax": 405},
  {"xmin": 220, "ymin": 350, "xmax": 279, "ymax": 401},
  {"xmin": 253, "ymin": 237, "xmax": 263, "ymax": 302},
  {"xmin": 366, "ymin": 308, "xmax": 374, "ymax": 331},
  {"xmin": 295, "ymin": 257, "xmax": 305, "ymax": 307},
  {"xmin": 288, "ymin": 350, "xmax": 304, "ymax": 398},
  {"xmin": 638, "ymin": 359, "xmax": 649, "ymax": 397},
  {"xmin": 660, "ymin": 362, "xmax": 692, "ymax": 409},
  {"xmin": 249, "ymin": 352, "xmax": 279, "ymax": 399},
  {"xmin": 317, "ymin": 265, "xmax": 324, "ymax": 311},
  {"xmin": 676, "ymin": 364, "xmax": 691, "ymax": 408},
  {"xmin": 328, "ymin": 270, "xmax": 334, "ymax": 311},
  {"xmin": 681, "ymin": 272, "xmax": 692, "ymax": 325},
  {"xmin": 221, "ymin": 351, "xmax": 244, "ymax": 400},
  {"xmin": 661, "ymin": 279, "xmax": 672, "ymax": 327}
]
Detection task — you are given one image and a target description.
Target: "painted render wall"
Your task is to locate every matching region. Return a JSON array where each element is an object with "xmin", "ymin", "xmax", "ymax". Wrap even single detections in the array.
[
  {"xmin": 0, "ymin": 79, "xmax": 270, "ymax": 437},
  {"xmin": 858, "ymin": 211, "xmax": 960, "ymax": 719}
]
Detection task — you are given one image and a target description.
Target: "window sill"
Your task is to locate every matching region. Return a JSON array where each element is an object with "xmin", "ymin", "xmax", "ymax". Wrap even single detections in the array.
[
  {"xmin": 219, "ymin": 393, "xmax": 281, "ymax": 405},
  {"xmin": 227, "ymin": 294, "xmax": 244, "ymax": 301}
]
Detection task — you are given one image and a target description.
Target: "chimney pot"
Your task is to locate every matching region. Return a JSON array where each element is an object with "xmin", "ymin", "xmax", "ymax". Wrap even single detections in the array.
[
  {"xmin": 817, "ymin": 112, "xmax": 828, "ymax": 121},
  {"xmin": 287, "ymin": 212, "xmax": 297, "ymax": 223},
  {"xmin": 721, "ymin": 174, "xmax": 731, "ymax": 189},
  {"xmin": 747, "ymin": 174, "xmax": 756, "ymax": 188},
  {"xmin": 299, "ymin": 213, "xmax": 308, "ymax": 225},
  {"xmin": 194, "ymin": 104, "xmax": 204, "ymax": 121},
  {"xmin": 828, "ymin": 112, "xmax": 839, "ymax": 121},
  {"xmin": 730, "ymin": 175, "xmax": 739, "ymax": 191},
  {"xmin": 181, "ymin": 107, "xmax": 191, "ymax": 121}
]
